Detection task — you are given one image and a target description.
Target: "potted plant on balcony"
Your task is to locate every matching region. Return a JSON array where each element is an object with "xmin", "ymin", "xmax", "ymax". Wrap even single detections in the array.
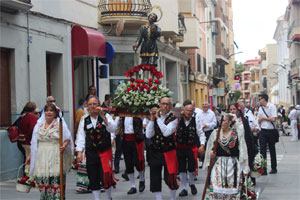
[{"xmin": 112, "ymin": 64, "xmax": 172, "ymax": 117}]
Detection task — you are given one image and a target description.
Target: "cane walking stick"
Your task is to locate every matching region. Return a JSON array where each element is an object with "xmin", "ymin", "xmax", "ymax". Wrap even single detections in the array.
[
  {"xmin": 201, "ymin": 116, "xmax": 223, "ymax": 200},
  {"xmin": 59, "ymin": 117, "xmax": 64, "ymax": 200}
]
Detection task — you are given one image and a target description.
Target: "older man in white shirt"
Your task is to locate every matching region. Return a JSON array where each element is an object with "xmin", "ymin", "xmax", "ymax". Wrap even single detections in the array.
[
  {"xmin": 196, "ymin": 102, "xmax": 217, "ymax": 141},
  {"xmin": 288, "ymin": 105, "xmax": 298, "ymax": 141},
  {"xmin": 257, "ymin": 94, "xmax": 278, "ymax": 175}
]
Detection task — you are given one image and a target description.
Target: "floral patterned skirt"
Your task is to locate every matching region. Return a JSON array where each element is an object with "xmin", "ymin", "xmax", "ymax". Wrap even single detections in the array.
[
  {"xmin": 33, "ymin": 141, "xmax": 71, "ymax": 200},
  {"xmin": 207, "ymin": 156, "xmax": 241, "ymax": 200},
  {"xmin": 36, "ymin": 175, "xmax": 66, "ymax": 200}
]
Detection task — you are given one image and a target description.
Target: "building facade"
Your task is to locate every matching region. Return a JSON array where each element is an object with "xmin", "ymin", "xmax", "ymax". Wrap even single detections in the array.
[{"xmin": 286, "ymin": 0, "xmax": 300, "ymax": 105}]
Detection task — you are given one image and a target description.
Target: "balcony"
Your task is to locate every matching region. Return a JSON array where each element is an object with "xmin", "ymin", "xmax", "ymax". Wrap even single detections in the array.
[
  {"xmin": 290, "ymin": 58, "xmax": 300, "ymax": 79},
  {"xmin": 172, "ymin": 14, "xmax": 186, "ymax": 42},
  {"xmin": 98, "ymin": 0, "xmax": 151, "ymax": 26},
  {"xmin": 216, "ymin": 45, "xmax": 229, "ymax": 64},
  {"xmin": 288, "ymin": 19, "xmax": 300, "ymax": 42},
  {"xmin": 179, "ymin": 16, "xmax": 200, "ymax": 49},
  {"xmin": 0, "ymin": 0, "xmax": 32, "ymax": 13}
]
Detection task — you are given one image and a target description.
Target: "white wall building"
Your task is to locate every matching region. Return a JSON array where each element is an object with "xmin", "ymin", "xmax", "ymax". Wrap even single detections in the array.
[{"xmin": 274, "ymin": 15, "xmax": 291, "ymax": 108}]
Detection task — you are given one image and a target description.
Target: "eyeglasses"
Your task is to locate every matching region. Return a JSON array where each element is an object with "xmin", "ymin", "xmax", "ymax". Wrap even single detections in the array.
[{"xmin": 49, "ymin": 100, "xmax": 56, "ymax": 103}]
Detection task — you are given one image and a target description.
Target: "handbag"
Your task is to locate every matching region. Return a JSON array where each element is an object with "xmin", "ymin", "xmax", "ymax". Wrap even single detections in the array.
[
  {"xmin": 7, "ymin": 117, "xmax": 22, "ymax": 143},
  {"xmin": 261, "ymin": 107, "xmax": 279, "ymax": 143}
]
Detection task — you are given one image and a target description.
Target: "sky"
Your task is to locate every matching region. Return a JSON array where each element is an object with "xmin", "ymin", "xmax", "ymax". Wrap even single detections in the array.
[{"xmin": 232, "ymin": 0, "xmax": 289, "ymax": 63}]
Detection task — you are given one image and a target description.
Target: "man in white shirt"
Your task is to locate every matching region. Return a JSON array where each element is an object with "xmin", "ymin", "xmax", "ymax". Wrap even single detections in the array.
[
  {"xmin": 257, "ymin": 93, "xmax": 278, "ymax": 175},
  {"xmin": 197, "ymin": 102, "xmax": 217, "ymax": 141},
  {"xmin": 146, "ymin": 97, "xmax": 179, "ymax": 200},
  {"xmin": 76, "ymin": 96, "xmax": 118, "ymax": 200},
  {"xmin": 176, "ymin": 100, "xmax": 205, "ymax": 197},
  {"xmin": 288, "ymin": 105, "xmax": 298, "ymax": 141}
]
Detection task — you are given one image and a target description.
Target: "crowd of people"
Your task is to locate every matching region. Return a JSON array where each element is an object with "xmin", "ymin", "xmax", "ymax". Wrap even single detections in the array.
[{"xmin": 12, "ymin": 91, "xmax": 299, "ymax": 200}]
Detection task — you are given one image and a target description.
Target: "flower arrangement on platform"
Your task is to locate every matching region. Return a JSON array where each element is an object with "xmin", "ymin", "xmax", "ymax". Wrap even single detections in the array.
[
  {"xmin": 251, "ymin": 152, "xmax": 267, "ymax": 178},
  {"xmin": 113, "ymin": 64, "xmax": 172, "ymax": 114}
]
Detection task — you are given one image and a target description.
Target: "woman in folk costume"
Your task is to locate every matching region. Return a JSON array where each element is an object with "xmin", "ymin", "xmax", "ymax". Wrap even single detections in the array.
[
  {"xmin": 230, "ymin": 103, "xmax": 257, "ymax": 184},
  {"xmin": 28, "ymin": 103, "xmax": 73, "ymax": 200},
  {"xmin": 203, "ymin": 113, "xmax": 249, "ymax": 200}
]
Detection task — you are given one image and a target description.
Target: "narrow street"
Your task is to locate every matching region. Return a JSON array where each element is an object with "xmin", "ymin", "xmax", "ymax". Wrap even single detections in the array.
[{"xmin": 1, "ymin": 135, "xmax": 299, "ymax": 200}]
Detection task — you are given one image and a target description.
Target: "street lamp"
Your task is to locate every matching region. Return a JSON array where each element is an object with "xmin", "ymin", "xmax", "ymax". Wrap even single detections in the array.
[{"xmin": 227, "ymin": 51, "xmax": 243, "ymax": 59}]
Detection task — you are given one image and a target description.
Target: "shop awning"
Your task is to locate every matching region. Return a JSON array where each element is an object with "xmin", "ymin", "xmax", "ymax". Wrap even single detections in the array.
[{"xmin": 71, "ymin": 25, "xmax": 106, "ymax": 58}]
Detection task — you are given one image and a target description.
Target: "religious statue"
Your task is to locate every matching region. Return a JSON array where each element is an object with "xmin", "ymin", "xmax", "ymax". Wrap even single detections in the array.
[{"xmin": 133, "ymin": 13, "xmax": 161, "ymax": 67}]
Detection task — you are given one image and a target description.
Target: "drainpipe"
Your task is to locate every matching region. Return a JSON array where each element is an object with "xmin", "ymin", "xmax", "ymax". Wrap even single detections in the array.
[{"xmin": 27, "ymin": 12, "xmax": 31, "ymax": 100}]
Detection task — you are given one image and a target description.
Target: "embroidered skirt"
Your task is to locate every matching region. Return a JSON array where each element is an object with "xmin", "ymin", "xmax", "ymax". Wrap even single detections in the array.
[
  {"xmin": 207, "ymin": 156, "xmax": 241, "ymax": 200},
  {"xmin": 33, "ymin": 141, "xmax": 72, "ymax": 200}
]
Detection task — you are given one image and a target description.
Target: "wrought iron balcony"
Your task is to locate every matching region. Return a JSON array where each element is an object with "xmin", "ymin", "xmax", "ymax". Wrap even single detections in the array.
[
  {"xmin": 98, "ymin": 0, "xmax": 152, "ymax": 25},
  {"xmin": 0, "ymin": 0, "xmax": 32, "ymax": 13}
]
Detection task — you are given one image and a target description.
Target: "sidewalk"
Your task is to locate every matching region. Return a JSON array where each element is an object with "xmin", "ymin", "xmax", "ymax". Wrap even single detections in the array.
[
  {"xmin": 0, "ymin": 136, "xmax": 299, "ymax": 199},
  {"xmin": 255, "ymin": 135, "xmax": 300, "ymax": 200}
]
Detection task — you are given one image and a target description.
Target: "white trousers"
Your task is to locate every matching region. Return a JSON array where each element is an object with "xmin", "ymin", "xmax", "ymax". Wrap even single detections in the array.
[{"xmin": 291, "ymin": 120, "xmax": 298, "ymax": 141}]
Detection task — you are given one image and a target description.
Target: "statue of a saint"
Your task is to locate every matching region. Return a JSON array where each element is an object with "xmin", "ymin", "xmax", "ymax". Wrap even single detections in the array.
[{"xmin": 133, "ymin": 13, "xmax": 161, "ymax": 67}]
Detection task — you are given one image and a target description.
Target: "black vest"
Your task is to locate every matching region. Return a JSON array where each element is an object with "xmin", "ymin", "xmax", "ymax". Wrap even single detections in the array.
[
  {"xmin": 84, "ymin": 116, "xmax": 111, "ymax": 151},
  {"xmin": 176, "ymin": 116, "xmax": 197, "ymax": 146},
  {"xmin": 216, "ymin": 131, "xmax": 239, "ymax": 157},
  {"xmin": 120, "ymin": 117, "xmax": 144, "ymax": 143},
  {"xmin": 152, "ymin": 113, "xmax": 177, "ymax": 152}
]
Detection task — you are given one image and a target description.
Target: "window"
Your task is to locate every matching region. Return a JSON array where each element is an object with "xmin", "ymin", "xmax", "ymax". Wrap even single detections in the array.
[
  {"xmin": 0, "ymin": 48, "xmax": 11, "ymax": 127},
  {"xmin": 197, "ymin": 54, "xmax": 201, "ymax": 72},
  {"xmin": 109, "ymin": 53, "xmax": 134, "ymax": 76},
  {"xmin": 203, "ymin": 58, "xmax": 207, "ymax": 74}
]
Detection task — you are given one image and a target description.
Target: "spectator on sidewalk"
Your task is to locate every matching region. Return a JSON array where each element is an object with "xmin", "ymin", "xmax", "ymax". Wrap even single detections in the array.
[
  {"xmin": 18, "ymin": 102, "xmax": 37, "ymax": 175},
  {"xmin": 257, "ymin": 93, "xmax": 278, "ymax": 175},
  {"xmin": 288, "ymin": 105, "xmax": 298, "ymax": 141}
]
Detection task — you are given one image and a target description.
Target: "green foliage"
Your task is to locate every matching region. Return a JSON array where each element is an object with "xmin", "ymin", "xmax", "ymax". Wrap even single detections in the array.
[
  {"xmin": 235, "ymin": 61, "xmax": 244, "ymax": 76},
  {"xmin": 233, "ymin": 90, "xmax": 242, "ymax": 102}
]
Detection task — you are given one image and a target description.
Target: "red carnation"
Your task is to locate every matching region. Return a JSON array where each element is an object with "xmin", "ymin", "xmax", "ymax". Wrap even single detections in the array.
[
  {"xmin": 140, "ymin": 87, "xmax": 144, "ymax": 91},
  {"xmin": 124, "ymin": 72, "xmax": 129, "ymax": 77},
  {"xmin": 135, "ymin": 79, "xmax": 140, "ymax": 83},
  {"xmin": 130, "ymin": 78, "xmax": 135, "ymax": 82},
  {"xmin": 152, "ymin": 86, "xmax": 158, "ymax": 90},
  {"xmin": 130, "ymin": 83, "xmax": 135, "ymax": 88},
  {"xmin": 133, "ymin": 66, "xmax": 140, "ymax": 72},
  {"xmin": 142, "ymin": 84, "xmax": 147, "ymax": 88},
  {"xmin": 126, "ymin": 87, "xmax": 131, "ymax": 92},
  {"xmin": 154, "ymin": 79, "xmax": 160, "ymax": 84},
  {"xmin": 144, "ymin": 65, "xmax": 150, "ymax": 70},
  {"xmin": 251, "ymin": 194, "xmax": 256, "ymax": 199},
  {"xmin": 148, "ymin": 82, "xmax": 153, "ymax": 87},
  {"xmin": 145, "ymin": 87, "xmax": 150, "ymax": 91},
  {"xmin": 31, "ymin": 181, "xmax": 36, "ymax": 187},
  {"xmin": 258, "ymin": 168, "xmax": 263, "ymax": 174},
  {"xmin": 133, "ymin": 87, "xmax": 138, "ymax": 91},
  {"xmin": 140, "ymin": 80, "xmax": 144, "ymax": 83},
  {"xmin": 20, "ymin": 178, "xmax": 26, "ymax": 183},
  {"xmin": 148, "ymin": 78, "xmax": 153, "ymax": 82},
  {"xmin": 137, "ymin": 83, "xmax": 141, "ymax": 87}
]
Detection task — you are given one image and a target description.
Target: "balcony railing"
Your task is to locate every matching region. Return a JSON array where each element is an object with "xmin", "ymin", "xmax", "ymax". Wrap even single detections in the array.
[
  {"xmin": 0, "ymin": 0, "xmax": 32, "ymax": 13},
  {"xmin": 178, "ymin": 13, "xmax": 187, "ymax": 37},
  {"xmin": 98, "ymin": 0, "xmax": 151, "ymax": 25},
  {"xmin": 288, "ymin": 19, "xmax": 300, "ymax": 40}
]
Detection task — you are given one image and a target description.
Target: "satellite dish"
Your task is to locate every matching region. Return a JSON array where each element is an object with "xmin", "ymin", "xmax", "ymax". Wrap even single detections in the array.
[
  {"xmin": 116, "ymin": 19, "xmax": 125, "ymax": 36},
  {"xmin": 221, "ymin": 73, "xmax": 228, "ymax": 81}
]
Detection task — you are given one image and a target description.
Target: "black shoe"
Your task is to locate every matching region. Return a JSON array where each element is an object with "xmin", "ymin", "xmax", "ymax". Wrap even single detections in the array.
[
  {"xmin": 179, "ymin": 189, "xmax": 188, "ymax": 197},
  {"xmin": 269, "ymin": 169, "xmax": 277, "ymax": 174},
  {"xmin": 189, "ymin": 184, "xmax": 197, "ymax": 195},
  {"xmin": 139, "ymin": 181, "xmax": 145, "ymax": 192},
  {"xmin": 122, "ymin": 173, "xmax": 129, "ymax": 181},
  {"xmin": 127, "ymin": 187, "xmax": 137, "ymax": 194},
  {"xmin": 262, "ymin": 168, "xmax": 268, "ymax": 176},
  {"xmin": 114, "ymin": 168, "xmax": 119, "ymax": 174}
]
